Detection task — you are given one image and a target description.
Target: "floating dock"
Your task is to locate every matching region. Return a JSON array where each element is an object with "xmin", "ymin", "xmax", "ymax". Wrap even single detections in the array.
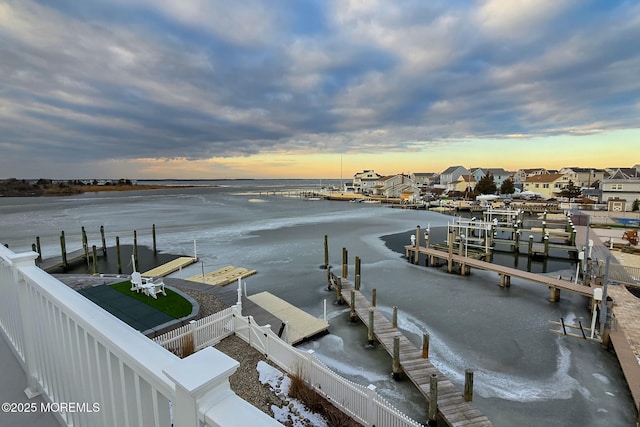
[
  {"xmin": 143, "ymin": 257, "xmax": 198, "ymax": 277},
  {"xmin": 248, "ymin": 291, "xmax": 329, "ymax": 345},
  {"xmin": 185, "ymin": 265, "xmax": 257, "ymax": 287}
]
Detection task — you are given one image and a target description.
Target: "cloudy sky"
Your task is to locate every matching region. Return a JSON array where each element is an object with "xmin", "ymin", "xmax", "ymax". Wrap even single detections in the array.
[{"xmin": 1, "ymin": 0, "xmax": 639, "ymax": 179}]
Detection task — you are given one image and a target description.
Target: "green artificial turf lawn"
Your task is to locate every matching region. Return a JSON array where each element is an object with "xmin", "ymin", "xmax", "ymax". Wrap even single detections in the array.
[{"xmin": 110, "ymin": 281, "xmax": 192, "ymax": 319}]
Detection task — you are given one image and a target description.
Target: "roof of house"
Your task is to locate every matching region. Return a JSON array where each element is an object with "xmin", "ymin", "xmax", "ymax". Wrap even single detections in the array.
[
  {"xmin": 441, "ymin": 165, "xmax": 466, "ymax": 174},
  {"xmin": 524, "ymin": 173, "xmax": 567, "ymax": 183}
]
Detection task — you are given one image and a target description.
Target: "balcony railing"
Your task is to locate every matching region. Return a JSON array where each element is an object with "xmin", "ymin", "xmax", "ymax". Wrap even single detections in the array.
[{"xmin": 0, "ymin": 245, "xmax": 279, "ymax": 427}]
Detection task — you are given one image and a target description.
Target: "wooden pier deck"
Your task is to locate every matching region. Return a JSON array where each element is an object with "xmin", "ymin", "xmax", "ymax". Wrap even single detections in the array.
[
  {"xmin": 143, "ymin": 257, "xmax": 198, "ymax": 277},
  {"xmin": 248, "ymin": 291, "xmax": 329, "ymax": 345},
  {"xmin": 406, "ymin": 245, "xmax": 594, "ymax": 300},
  {"xmin": 185, "ymin": 265, "xmax": 257, "ymax": 286},
  {"xmin": 337, "ymin": 277, "xmax": 493, "ymax": 427}
]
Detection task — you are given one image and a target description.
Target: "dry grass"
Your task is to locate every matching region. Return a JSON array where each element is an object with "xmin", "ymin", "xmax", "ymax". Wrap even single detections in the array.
[
  {"xmin": 181, "ymin": 333, "xmax": 195, "ymax": 358},
  {"xmin": 288, "ymin": 368, "xmax": 359, "ymax": 427}
]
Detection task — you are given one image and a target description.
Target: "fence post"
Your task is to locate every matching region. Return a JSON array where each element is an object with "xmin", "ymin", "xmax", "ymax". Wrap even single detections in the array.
[
  {"xmin": 11, "ymin": 251, "xmax": 42, "ymax": 398},
  {"xmin": 305, "ymin": 349, "xmax": 315, "ymax": 387},
  {"xmin": 366, "ymin": 384, "xmax": 378, "ymax": 427}
]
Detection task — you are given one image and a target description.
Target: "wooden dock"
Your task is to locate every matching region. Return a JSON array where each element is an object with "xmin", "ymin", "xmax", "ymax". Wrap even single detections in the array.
[
  {"xmin": 405, "ymin": 245, "xmax": 594, "ymax": 301},
  {"xmin": 336, "ymin": 275, "xmax": 493, "ymax": 426},
  {"xmin": 38, "ymin": 248, "xmax": 101, "ymax": 272},
  {"xmin": 248, "ymin": 291, "xmax": 329, "ymax": 345},
  {"xmin": 143, "ymin": 257, "xmax": 197, "ymax": 277},
  {"xmin": 185, "ymin": 265, "xmax": 257, "ymax": 286}
]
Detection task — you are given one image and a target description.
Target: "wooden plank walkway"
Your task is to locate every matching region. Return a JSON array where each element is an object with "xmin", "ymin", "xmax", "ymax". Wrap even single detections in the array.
[
  {"xmin": 185, "ymin": 265, "xmax": 257, "ymax": 286},
  {"xmin": 406, "ymin": 245, "xmax": 594, "ymax": 298},
  {"xmin": 337, "ymin": 277, "xmax": 493, "ymax": 427},
  {"xmin": 143, "ymin": 257, "xmax": 197, "ymax": 277},
  {"xmin": 248, "ymin": 291, "xmax": 329, "ymax": 345},
  {"xmin": 608, "ymin": 325, "xmax": 640, "ymax": 410}
]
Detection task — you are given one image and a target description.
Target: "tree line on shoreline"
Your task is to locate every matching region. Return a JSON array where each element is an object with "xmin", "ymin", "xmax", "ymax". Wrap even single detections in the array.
[{"xmin": 0, "ymin": 178, "xmax": 141, "ymax": 197}]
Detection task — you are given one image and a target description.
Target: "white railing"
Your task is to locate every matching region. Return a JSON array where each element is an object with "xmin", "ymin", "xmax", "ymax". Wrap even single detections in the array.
[
  {"xmin": 153, "ymin": 307, "xmax": 234, "ymax": 356},
  {"xmin": 152, "ymin": 299, "xmax": 421, "ymax": 427},
  {"xmin": 0, "ymin": 245, "xmax": 280, "ymax": 427}
]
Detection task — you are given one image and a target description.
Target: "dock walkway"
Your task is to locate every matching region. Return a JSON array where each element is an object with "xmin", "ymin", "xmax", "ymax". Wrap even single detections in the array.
[
  {"xmin": 336, "ymin": 276, "xmax": 493, "ymax": 427},
  {"xmin": 143, "ymin": 256, "xmax": 197, "ymax": 277},
  {"xmin": 405, "ymin": 245, "xmax": 594, "ymax": 300}
]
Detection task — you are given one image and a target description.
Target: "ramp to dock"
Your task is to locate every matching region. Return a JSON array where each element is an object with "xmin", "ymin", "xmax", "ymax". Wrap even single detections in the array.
[
  {"xmin": 185, "ymin": 265, "xmax": 257, "ymax": 286},
  {"xmin": 143, "ymin": 257, "xmax": 197, "ymax": 277},
  {"xmin": 248, "ymin": 291, "xmax": 329, "ymax": 345}
]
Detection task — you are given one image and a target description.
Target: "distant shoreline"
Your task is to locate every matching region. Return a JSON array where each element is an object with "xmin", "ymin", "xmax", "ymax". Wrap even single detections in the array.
[{"xmin": 0, "ymin": 182, "xmax": 209, "ymax": 197}]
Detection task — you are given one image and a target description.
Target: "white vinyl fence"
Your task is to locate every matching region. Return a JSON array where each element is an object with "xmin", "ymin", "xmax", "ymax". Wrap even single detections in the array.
[{"xmin": 154, "ymin": 303, "xmax": 422, "ymax": 427}]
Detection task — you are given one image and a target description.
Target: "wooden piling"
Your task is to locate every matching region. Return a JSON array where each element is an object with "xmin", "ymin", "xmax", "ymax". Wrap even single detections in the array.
[
  {"xmin": 152, "ymin": 224, "xmax": 157, "ymax": 254},
  {"xmin": 428, "ymin": 374, "xmax": 438, "ymax": 426},
  {"xmin": 327, "ymin": 266, "xmax": 332, "ymax": 290},
  {"xmin": 82, "ymin": 227, "xmax": 90, "ymax": 268},
  {"xmin": 372, "ymin": 288, "xmax": 377, "ymax": 307},
  {"xmin": 133, "ymin": 230, "xmax": 138, "ymax": 268},
  {"xmin": 392, "ymin": 306, "xmax": 398, "ymax": 328},
  {"xmin": 36, "ymin": 236, "xmax": 42, "ymax": 261},
  {"xmin": 367, "ymin": 308, "xmax": 375, "ymax": 345},
  {"xmin": 92, "ymin": 245, "xmax": 98, "ymax": 275},
  {"xmin": 544, "ymin": 235, "xmax": 549, "ymax": 257},
  {"xmin": 116, "ymin": 236, "xmax": 122, "ymax": 274},
  {"xmin": 100, "ymin": 225, "xmax": 107, "ymax": 255},
  {"xmin": 342, "ymin": 247, "xmax": 348, "ymax": 278},
  {"xmin": 350, "ymin": 290, "xmax": 357, "ymax": 322},
  {"xmin": 336, "ymin": 277, "xmax": 344, "ymax": 304},
  {"xmin": 392, "ymin": 336, "xmax": 401, "ymax": 380},
  {"xmin": 549, "ymin": 287, "xmax": 561, "ymax": 302},
  {"xmin": 323, "ymin": 235, "xmax": 329, "ymax": 268},
  {"xmin": 464, "ymin": 369, "xmax": 474, "ymax": 402},
  {"xmin": 60, "ymin": 232, "xmax": 68, "ymax": 271},
  {"xmin": 422, "ymin": 332, "xmax": 430, "ymax": 358},
  {"xmin": 447, "ymin": 230, "xmax": 455, "ymax": 273},
  {"xmin": 414, "ymin": 225, "xmax": 421, "ymax": 264},
  {"xmin": 528, "ymin": 235, "xmax": 534, "ymax": 255},
  {"xmin": 355, "ymin": 274, "xmax": 361, "ymax": 291}
]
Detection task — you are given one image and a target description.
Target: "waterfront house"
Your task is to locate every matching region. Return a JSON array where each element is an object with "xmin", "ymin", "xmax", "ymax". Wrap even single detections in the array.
[
  {"xmin": 601, "ymin": 169, "xmax": 640, "ymax": 211},
  {"xmin": 470, "ymin": 168, "xmax": 511, "ymax": 188},
  {"xmin": 352, "ymin": 170, "xmax": 382, "ymax": 194},
  {"xmin": 513, "ymin": 168, "xmax": 549, "ymax": 190},
  {"xmin": 522, "ymin": 173, "xmax": 572, "ymax": 199},
  {"xmin": 439, "ymin": 165, "xmax": 470, "ymax": 186},
  {"xmin": 559, "ymin": 167, "xmax": 607, "ymax": 188},
  {"xmin": 374, "ymin": 174, "xmax": 416, "ymax": 198},
  {"xmin": 449, "ymin": 174, "xmax": 476, "ymax": 193},
  {"xmin": 411, "ymin": 172, "xmax": 438, "ymax": 187}
]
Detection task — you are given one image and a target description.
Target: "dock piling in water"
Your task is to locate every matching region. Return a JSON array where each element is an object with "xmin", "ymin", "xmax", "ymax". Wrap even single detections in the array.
[
  {"xmin": 367, "ymin": 308, "xmax": 375, "ymax": 345},
  {"xmin": 152, "ymin": 224, "xmax": 157, "ymax": 254},
  {"xmin": 100, "ymin": 225, "xmax": 107, "ymax": 255},
  {"xmin": 464, "ymin": 369, "xmax": 474, "ymax": 402},
  {"xmin": 428, "ymin": 373, "xmax": 438, "ymax": 426},
  {"xmin": 422, "ymin": 332, "xmax": 430, "ymax": 358},
  {"xmin": 392, "ymin": 336, "xmax": 401, "ymax": 380},
  {"xmin": 116, "ymin": 236, "xmax": 122, "ymax": 274}
]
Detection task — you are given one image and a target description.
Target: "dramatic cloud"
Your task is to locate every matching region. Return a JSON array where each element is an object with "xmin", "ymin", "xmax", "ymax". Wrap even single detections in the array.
[{"xmin": 0, "ymin": 0, "xmax": 638, "ymax": 177}]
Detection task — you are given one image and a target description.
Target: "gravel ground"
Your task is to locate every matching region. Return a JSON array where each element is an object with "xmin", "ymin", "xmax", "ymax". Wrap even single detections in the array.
[{"xmin": 171, "ymin": 287, "xmax": 287, "ymax": 417}]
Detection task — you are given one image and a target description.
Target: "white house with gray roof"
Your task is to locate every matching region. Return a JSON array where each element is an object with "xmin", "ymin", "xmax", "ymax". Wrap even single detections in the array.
[{"xmin": 439, "ymin": 166, "xmax": 469, "ymax": 186}]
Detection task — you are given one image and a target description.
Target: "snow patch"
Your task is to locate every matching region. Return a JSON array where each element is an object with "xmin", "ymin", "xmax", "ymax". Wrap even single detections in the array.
[{"xmin": 257, "ymin": 361, "xmax": 328, "ymax": 427}]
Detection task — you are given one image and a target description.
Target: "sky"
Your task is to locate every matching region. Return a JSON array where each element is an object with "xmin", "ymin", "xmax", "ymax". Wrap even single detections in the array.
[{"xmin": 1, "ymin": 0, "xmax": 639, "ymax": 179}]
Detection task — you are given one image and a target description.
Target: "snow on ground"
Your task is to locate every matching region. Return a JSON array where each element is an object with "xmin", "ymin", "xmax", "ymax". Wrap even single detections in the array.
[{"xmin": 257, "ymin": 361, "xmax": 328, "ymax": 427}]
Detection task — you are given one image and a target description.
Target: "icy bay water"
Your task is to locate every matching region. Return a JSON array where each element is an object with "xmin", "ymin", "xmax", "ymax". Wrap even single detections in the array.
[{"xmin": 0, "ymin": 180, "xmax": 635, "ymax": 426}]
